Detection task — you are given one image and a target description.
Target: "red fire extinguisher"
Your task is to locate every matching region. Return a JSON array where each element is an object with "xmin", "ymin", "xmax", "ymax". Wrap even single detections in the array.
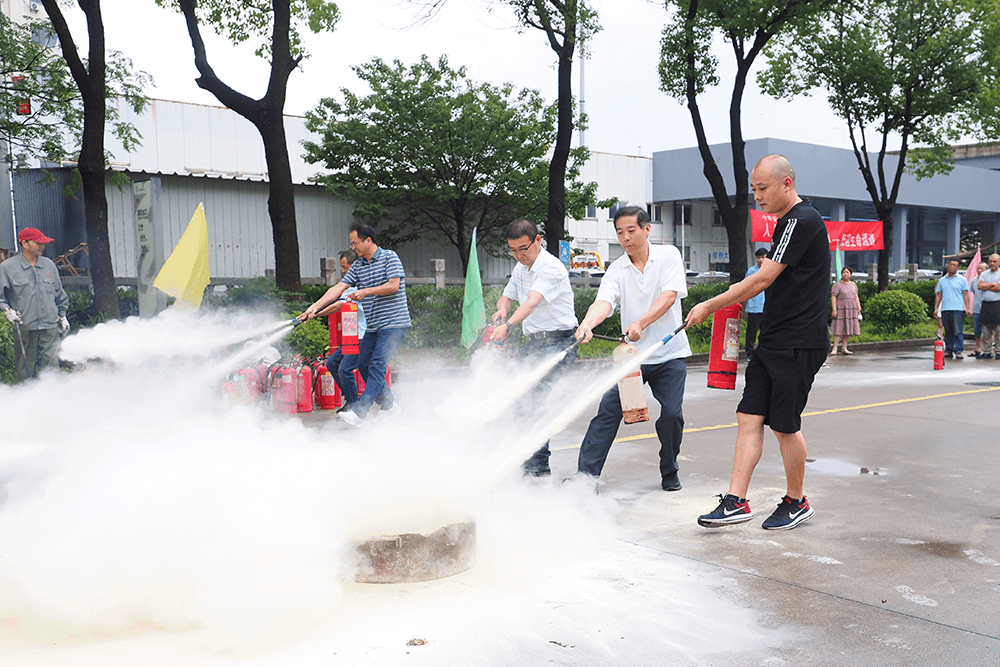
[
  {"xmin": 329, "ymin": 302, "xmax": 360, "ymax": 355},
  {"xmin": 314, "ymin": 362, "xmax": 341, "ymax": 410},
  {"xmin": 614, "ymin": 341, "xmax": 649, "ymax": 424},
  {"xmin": 483, "ymin": 321, "xmax": 507, "ymax": 353},
  {"xmin": 708, "ymin": 303, "xmax": 743, "ymax": 390},
  {"xmin": 296, "ymin": 361, "xmax": 313, "ymax": 413},
  {"xmin": 933, "ymin": 338, "xmax": 945, "ymax": 370},
  {"xmin": 268, "ymin": 364, "xmax": 298, "ymax": 414},
  {"xmin": 354, "ymin": 365, "xmax": 392, "ymax": 395}
]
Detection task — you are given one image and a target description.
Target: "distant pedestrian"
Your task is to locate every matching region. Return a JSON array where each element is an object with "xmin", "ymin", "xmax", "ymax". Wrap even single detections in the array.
[
  {"xmin": 743, "ymin": 248, "xmax": 767, "ymax": 362},
  {"xmin": 971, "ymin": 261, "xmax": 989, "ymax": 357},
  {"xmin": 829, "ymin": 267, "xmax": 861, "ymax": 355},
  {"xmin": 934, "ymin": 259, "xmax": 972, "ymax": 359},
  {"xmin": 686, "ymin": 154, "xmax": 829, "ymax": 531},
  {"xmin": 976, "ymin": 254, "xmax": 1000, "ymax": 359},
  {"xmin": 0, "ymin": 228, "xmax": 70, "ymax": 381},
  {"xmin": 316, "ymin": 250, "xmax": 367, "ymax": 413}
]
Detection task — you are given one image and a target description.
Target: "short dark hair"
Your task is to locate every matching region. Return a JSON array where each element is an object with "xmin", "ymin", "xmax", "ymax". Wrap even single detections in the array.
[
  {"xmin": 613, "ymin": 206, "xmax": 649, "ymax": 229},
  {"xmin": 505, "ymin": 218, "xmax": 538, "ymax": 241},
  {"xmin": 339, "ymin": 249, "xmax": 358, "ymax": 263},
  {"xmin": 350, "ymin": 223, "xmax": 377, "ymax": 244},
  {"xmin": 755, "ymin": 248, "xmax": 768, "ymax": 257}
]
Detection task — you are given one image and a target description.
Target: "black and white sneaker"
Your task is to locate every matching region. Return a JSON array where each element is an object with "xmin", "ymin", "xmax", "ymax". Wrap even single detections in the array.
[
  {"xmin": 761, "ymin": 495, "xmax": 814, "ymax": 530},
  {"xmin": 698, "ymin": 493, "xmax": 753, "ymax": 527}
]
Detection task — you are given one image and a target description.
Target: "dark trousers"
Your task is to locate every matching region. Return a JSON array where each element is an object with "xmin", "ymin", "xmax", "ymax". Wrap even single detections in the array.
[
  {"xmin": 577, "ymin": 358, "xmax": 686, "ymax": 480},
  {"xmin": 14, "ymin": 328, "xmax": 60, "ymax": 382},
  {"xmin": 520, "ymin": 332, "xmax": 578, "ymax": 472},
  {"xmin": 941, "ymin": 310, "xmax": 964, "ymax": 354},
  {"xmin": 745, "ymin": 312, "xmax": 763, "ymax": 360}
]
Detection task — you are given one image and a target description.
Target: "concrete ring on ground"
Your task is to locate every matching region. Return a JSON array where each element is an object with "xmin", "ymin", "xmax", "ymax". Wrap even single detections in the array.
[{"xmin": 351, "ymin": 521, "xmax": 477, "ymax": 584}]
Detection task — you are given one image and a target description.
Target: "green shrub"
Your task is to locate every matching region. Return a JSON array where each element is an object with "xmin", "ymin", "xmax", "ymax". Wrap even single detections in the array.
[
  {"xmin": 863, "ymin": 290, "xmax": 928, "ymax": 333},
  {"xmin": 282, "ymin": 317, "xmax": 329, "ymax": 361},
  {"xmin": 574, "ymin": 287, "xmax": 621, "ymax": 339},
  {"xmin": 857, "ymin": 280, "xmax": 878, "ymax": 311},
  {"xmin": 0, "ymin": 319, "xmax": 17, "ymax": 385},
  {"xmin": 889, "ymin": 279, "xmax": 937, "ymax": 317},
  {"xmin": 681, "ymin": 281, "xmax": 731, "ymax": 350},
  {"xmin": 219, "ymin": 278, "xmax": 286, "ymax": 310},
  {"xmin": 66, "ymin": 287, "xmax": 139, "ymax": 328}
]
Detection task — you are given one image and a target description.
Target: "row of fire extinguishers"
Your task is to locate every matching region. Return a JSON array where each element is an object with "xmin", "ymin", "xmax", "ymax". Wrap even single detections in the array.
[{"xmin": 221, "ymin": 301, "xmax": 390, "ymax": 413}]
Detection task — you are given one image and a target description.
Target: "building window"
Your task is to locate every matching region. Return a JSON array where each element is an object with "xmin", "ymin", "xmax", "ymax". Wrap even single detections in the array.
[
  {"xmin": 673, "ymin": 203, "xmax": 691, "ymax": 225},
  {"xmin": 649, "ymin": 204, "xmax": 662, "ymax": 222},
  {"xmin": 713, "ymin": 209, "xmax": 724, "ymax": 226},
  {"xmin": 609, "ymin": 203, "xmax": 620, "ymax": 220},
  {"xmin": 586, "ymin": 205, "xmax": 597, "ymax": 219}
]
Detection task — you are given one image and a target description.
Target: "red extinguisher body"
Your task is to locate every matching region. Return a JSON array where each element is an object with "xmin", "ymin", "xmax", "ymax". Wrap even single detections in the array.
[
  {"xmin": 271, "ymin": 366, "xmax": 298, "ymax": 414},
  {"xmin": 297, "ymin": 362, "xmax": 313, "ymax": 413},
  {"xmin": 314, "ymin": 363, "xmax": 341, "ymax": 410},
  {"xmin": 330, "ymin": 303, "xmax": 361, "ymax": 355},
  {"xmin": 354, "ymin": 365, "xmax": 392, "ymax": 395},
  {"xmin": 933, "ymin": 338, "xmax": 945, "ymax": 370},
  {"xmin": 708, "ymin": 303, "xmax": 743, "ymax": 390}
]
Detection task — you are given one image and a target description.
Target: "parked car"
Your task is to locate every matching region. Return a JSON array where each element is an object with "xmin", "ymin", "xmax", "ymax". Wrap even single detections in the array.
[
  {"xmin": 568, "ymin": 268, "xmax": 606, "ymax": 279},
  {"xmin": 891, "ymin": 268, "xmax": 941, "ymax": 280}
]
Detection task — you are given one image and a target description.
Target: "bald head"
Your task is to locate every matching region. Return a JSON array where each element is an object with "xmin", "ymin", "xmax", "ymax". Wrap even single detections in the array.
[
  {"xmin": 989, "ymin": 254, "xmax": 1000, "ymax": 271},
  {"xmin": 750, "ymin": 154, "xmax": 800, "ymax": 218}
]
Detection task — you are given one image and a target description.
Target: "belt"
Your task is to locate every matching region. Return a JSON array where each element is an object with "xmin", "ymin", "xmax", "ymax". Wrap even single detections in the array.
[{"xmin": 525, "ymin": 329, "xmax": 576, "ymax": 341}]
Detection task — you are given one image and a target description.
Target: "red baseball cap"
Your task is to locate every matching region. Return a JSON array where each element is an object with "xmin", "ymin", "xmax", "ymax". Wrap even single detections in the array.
[{"xmin": 17, "ymin": 228, "xmax": 54, "ymax": 243}]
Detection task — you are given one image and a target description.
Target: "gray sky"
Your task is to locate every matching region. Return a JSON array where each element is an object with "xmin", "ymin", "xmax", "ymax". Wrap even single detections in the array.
[{"xmin": 83, "ymin": 0, "xmax": 856, "ymax": 157}]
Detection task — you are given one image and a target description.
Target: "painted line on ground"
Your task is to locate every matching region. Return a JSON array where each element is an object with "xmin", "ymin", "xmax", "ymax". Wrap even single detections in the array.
[{"xmin": 554, "ymin": 385, "xmax": 1000, "ymax": 451}]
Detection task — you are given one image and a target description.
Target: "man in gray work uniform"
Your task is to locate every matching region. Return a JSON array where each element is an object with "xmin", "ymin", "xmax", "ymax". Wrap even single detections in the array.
[{"xmin": 0, "ymin": 228, "xmax": 70, "ymax": 381}]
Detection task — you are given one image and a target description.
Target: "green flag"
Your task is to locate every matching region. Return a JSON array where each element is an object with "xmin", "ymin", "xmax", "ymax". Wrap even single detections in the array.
[
  {"xmin": 461, "ymin": 228, "xmax": 486, "ymax": 348},
  {"xmin": 834, "ymin": 239, "xmax": 843, "ymax": 278}
]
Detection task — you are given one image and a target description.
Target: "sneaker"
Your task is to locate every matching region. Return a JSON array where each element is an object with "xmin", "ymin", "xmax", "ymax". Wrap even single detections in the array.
[
  {"xmin": 522, "ymin": 465, "xmax": 551, "ymax": 478},
  {"xmin": 372, "ymin": 402, "xmax": 400, "ymax": 421},
  {"xmin": 955, "ymin": 352, "xmax": 964, "ymax": 359},
  {"xmin": 337, "ymin": 408, "xmax": 364, "ymax": 428},
  {"xmin": 698, "ymin": 494, "xmax": 753, "ymax": 527},
  {"xmin": 661, "ymin": 474, "xmax": 682, "ymax": 492},
  {"xmin": 761, "ymin": 495, "xmax": 814, "ymax": 530},
  {"xmin": 944, "ymin": 352, "xmax": 953, "ymax": 359}
]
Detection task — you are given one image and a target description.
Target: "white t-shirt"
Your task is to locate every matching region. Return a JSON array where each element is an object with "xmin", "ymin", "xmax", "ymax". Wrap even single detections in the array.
[
  {"xmin": 503, "ymin": 249, "xmax": 579, "ymax": 335},
  {"xmin": 596, "ymin": 243, "xmax": 691, "ymax": 364}
]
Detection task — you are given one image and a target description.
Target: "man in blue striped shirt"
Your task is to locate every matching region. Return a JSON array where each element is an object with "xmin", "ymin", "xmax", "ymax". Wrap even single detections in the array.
[{"xmin": 302, "ymin": 224, "xmax": 411, "ymax": 426}]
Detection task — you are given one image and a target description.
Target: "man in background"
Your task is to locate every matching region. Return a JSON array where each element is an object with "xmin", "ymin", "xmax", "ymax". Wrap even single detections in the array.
[
  {"xmin": 935, "ymin": 259, "xmax": 972, "ymax": 359},
  {"xmin": 744, "ymin": 248, "xmax": 768, "ymax": 362},
  {"xmin": 977, "ymin": 253, "xmax": 1000, "ymax": 359},
  {"xmin": 0, "ymin": 228, "xmax": 69, "ymax": 381}
]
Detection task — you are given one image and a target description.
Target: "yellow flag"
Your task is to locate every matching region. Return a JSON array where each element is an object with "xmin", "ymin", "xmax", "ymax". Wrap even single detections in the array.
[{"xmin": 153, "ymin": 203, "xmax": 210, "ymax": 308}]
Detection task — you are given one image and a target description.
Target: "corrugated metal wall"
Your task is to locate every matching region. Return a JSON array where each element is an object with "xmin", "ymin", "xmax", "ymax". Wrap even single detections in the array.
[{"xmin": 16, "ymin": 167, "xmax": 519, "ymax": 283}]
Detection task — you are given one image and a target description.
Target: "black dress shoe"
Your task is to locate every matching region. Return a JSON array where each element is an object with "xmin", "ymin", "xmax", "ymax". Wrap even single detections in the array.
[{"xmin": 661, "ymin": 475, "xmax": 682, "ymax": 492}]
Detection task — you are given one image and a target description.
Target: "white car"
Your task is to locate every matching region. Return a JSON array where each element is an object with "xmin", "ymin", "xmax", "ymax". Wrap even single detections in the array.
[
  {"xmin": 891, "ymin": 268, "xmax": 941, "ymax": 279},
  {"xmin": 568, "ymin": 268, "xmax": 605, "ymax": 279}
]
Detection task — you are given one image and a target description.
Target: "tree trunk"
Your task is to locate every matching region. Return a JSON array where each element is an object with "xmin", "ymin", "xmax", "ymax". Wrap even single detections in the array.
[
  {"xmin": 42, "ymin": 0, "xmax": 120, "ymax": 318},
  {"xmin": 877, "ymin": 212, "xmax": 893, "ymax": 291},
  {"xmin": 259, "ymin": 112, "xmax": 301, "ymax": 293},
  {"xmin": 545, "ymin": 49, "xmax": 573, "ymax": 258}
]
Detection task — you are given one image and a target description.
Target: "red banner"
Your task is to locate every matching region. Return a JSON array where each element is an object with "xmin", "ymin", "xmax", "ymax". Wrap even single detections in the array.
[{"xmin": 750, "ymin": 209, "xmax": 883, "ymax": 251}]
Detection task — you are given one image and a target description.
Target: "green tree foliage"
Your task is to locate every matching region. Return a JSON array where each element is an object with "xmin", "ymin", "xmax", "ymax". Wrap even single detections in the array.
[
  {"xmin": 155, "ymin": 0, "xmax": 340, "ymax": 293},
  {"xmin": 303, "ymin": 55, "xmax": 599, "ymax": 273},
  {"xmin": 9, "ymin": 3, "xmax": 149, "ymax": 321},
  {"xmin": 863, "ymin": 289, "xmax": 928, "ymax": 333},
  {"xmin": 758, "ymin": 0, "xmax": 1000, "ymax": 289},
  {"xmin": 658, "ymin": 0, "xmax": 839, "ymax": 282}
]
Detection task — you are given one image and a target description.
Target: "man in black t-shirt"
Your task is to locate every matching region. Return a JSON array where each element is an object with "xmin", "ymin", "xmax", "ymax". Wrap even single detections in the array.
[{"xmin": 686, "ymin": 154, "xmax": 830, "ymax": 531}]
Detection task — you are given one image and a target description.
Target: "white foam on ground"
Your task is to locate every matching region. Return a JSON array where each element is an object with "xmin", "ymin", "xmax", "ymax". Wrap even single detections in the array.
[{"xmin": 0, "ymin": 311, "xmax": 784, "ymax": 664}]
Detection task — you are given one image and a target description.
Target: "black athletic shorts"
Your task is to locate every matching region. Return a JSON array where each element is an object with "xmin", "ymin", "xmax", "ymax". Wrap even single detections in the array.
[{"xmin": 736, "ymin": 345, "xmax": 826, "ymax": 434}]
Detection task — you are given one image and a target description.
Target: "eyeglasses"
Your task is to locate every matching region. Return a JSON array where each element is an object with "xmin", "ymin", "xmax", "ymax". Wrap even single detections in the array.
[{"xmin": 506, "ymin": 240, "xmax": 534, "ymax": 256}]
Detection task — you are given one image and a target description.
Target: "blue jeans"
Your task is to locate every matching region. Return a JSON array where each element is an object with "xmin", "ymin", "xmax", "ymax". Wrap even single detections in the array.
[
  {"xmin": 326, "ymin": 348, "xmax": 360, "ymax": 406},
  {"xmin": 941, "ymin": 310, "xmax": 965, "ymax": 354},
  {"xmin": 578, "ymin": 358, "xmax": 686, "ymax": 480},
  {"xmin": 519, "ymin": 332, "xmax": 578, "ymax": 472},
  {"xmin": 354, "ymin": 326, "xmax": 409, "ymax": 417}
]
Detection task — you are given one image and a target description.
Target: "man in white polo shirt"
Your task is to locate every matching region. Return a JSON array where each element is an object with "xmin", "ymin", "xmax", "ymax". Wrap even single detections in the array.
[
  {"xmin": 492, "ymin": 218, "xmax": 579, "ymax": 476},
  {"xmin": 574, "ymin": 206, "xmax": 691, "ymax": 491}
]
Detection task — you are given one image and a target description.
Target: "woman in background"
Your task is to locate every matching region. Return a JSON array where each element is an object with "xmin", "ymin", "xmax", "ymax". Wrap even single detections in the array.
[{"xmin": 830, "ymin": 267, "xmax": 862, "ymax": 355}]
